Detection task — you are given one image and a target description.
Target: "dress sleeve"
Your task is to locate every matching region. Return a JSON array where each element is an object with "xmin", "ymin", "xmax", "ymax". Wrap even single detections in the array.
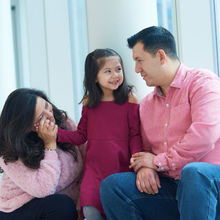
[
  {"xmin": 128, "ymin": 103, "xmax": 143, "ymax": 155},
  {"xmin": 65, "ymin": 116, "xmax": 87, "ymax": 161},
  {"xmin": 57, "ymin": 106, "xmax": 88, "ymax": 145}
]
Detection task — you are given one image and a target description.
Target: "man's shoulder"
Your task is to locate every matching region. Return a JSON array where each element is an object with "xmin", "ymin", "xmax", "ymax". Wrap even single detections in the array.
[
  {"xmin": 186, "ymin": 67, "xmax": 219, "ymax": 80},
  {"xmin": 183, "ymin": 68, "xmax": 220, "ymax": 91},
  {"xmin": 140, "ymin": 91, "xmax": 155, "ymax": 106}
]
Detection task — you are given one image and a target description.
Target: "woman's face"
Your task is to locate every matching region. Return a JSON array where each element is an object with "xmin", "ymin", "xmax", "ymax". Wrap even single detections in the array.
[{"xmin": 31, "ymin": 97, "xmax": 55, "ymax": 131}]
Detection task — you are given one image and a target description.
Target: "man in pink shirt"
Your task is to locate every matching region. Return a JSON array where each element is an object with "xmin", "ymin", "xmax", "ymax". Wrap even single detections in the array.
[{"xmin": 100, "ymin": 26, "xmax": 220, "ymax": 219}]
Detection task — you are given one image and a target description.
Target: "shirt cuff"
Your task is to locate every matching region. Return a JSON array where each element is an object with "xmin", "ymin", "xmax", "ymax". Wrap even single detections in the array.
[{"xmin": 154, "ymin": 153, "xmax": 169, "ymax": 171}]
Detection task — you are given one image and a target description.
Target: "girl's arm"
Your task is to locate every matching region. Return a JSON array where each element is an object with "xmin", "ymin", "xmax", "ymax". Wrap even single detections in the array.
[
  {"xmin": 57, "ymin": 106, "xmax": 88, "ymax": 145},
  {"xmin": 65, "ymin": 117, "xmax": 87, "ymax": 161}
]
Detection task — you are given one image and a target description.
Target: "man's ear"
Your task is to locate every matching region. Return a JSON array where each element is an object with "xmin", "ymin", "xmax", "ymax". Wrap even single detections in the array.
[{"xmin": 157, "ymin": 49, "xmax": 166, "ymax": 65}]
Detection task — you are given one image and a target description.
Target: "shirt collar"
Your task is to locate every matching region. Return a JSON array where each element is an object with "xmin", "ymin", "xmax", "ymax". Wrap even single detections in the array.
[
  {"xmin": 153, "ymin": 62, "xmax": 188, "ymax": 96},
  {"xmin": 170, "ymin": 62, "xmax": 188, "ymax": 88}
]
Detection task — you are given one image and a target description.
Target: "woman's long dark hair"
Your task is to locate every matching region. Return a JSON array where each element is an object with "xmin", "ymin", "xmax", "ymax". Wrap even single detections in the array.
[
  {"xmin": 81, "ymin": 48, "xmax": 133, "ymax": 108},
  {"xmin": 0, "ymin": 88, "xmax": 77, "ymax": 169}
]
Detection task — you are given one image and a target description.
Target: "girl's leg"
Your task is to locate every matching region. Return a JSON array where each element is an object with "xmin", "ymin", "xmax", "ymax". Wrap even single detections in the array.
[
  {"xmin": 0, "ymin": 194, "xmax": 78, "ymax": 220},
  {"xmin": 100, "ymin": 172, "xmax": 180, "ymax": 220},
  {"xmin": 177, "ymin": 162, "xmax": 220, "ymax": 220},
  {"xmin": 83, "ymin": 205, "xmax": 105, "ymax": 220}
]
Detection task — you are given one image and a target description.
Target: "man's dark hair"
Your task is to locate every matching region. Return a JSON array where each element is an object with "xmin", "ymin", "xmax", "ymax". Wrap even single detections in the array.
[{"xmin": 127, "ymin": 26, "xmax": 179, "ymax": 60}]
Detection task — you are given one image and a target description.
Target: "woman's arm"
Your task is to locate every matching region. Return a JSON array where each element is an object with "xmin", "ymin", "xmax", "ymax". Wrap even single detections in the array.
[
  {"xmin": 1, "ymin": 120, "xmax": 61, "ymax": 198},
  {"xmin": 0, "ymin": 151, "xmax": 61, "ymax": 198}
]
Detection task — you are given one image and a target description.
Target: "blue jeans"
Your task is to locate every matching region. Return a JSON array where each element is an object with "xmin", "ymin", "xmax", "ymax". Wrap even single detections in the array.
[
  {"xmin": 100, "ymin": 162, "xmax": 220, "ymax": 220},
  {"xmin": 178, "ymin": 162, "xmax": 220, "ymax": 220}
]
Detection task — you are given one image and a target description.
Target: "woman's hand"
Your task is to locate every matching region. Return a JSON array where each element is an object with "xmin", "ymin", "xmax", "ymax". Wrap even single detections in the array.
[
  {"xmin": 37, "ymin": 119, "xmax": 58, "ymax": 149},
  {"xmin": 129, "ymin": 152, "xmax": 157, "ymax": 172}
]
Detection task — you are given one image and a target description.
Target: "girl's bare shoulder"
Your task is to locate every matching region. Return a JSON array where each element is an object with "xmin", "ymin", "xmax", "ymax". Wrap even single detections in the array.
[{"xmin": 128, "ymin": 92, "xmax": 138, "ymax": 104}]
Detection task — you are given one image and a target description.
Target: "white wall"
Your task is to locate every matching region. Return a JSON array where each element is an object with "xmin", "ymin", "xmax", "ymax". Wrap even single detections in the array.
[
  {"xmin": 17, "ymin": 0, "xmax": 76, "ymax": 119},
  {"xmin": 68, "ymin": 0, "xmax": 88, "ymax": 121},
  {"xmin": 44, "ymin": 0, "xmax": 75, "ymax": 118},
  {"xmin": 0, "ymin": 0, "xmax": 16, "ymax": 112},
  {"xmin": 174, "ymin": 0, "xmax": 216, "ymax": 72},
  {"xmin": 15, "ymin": 0, "xmax": 158, "ymax": 121},
  {"xmin": 86, "ymin": 0, "xmax": 158, "ymax": 102},
  {"xmin": 2, "ymin": 0, "xmax": 218, "ymax": 121},
  {"xmin": 25, "ymin": 0, "xmax": 49, "ymax": 92}
]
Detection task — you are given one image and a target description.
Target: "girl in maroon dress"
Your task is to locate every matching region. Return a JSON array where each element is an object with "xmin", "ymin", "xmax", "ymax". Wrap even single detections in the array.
[{"xmin": 57, "ymin": 48, "xmax": 143, "ymax": 220}]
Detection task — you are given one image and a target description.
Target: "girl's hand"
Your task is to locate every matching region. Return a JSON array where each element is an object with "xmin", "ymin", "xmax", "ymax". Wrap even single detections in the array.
[
  {"xmin": 129, "ymin": 152, "xmax": 157, "ymax": 172},
  {"xmin": 37, "ymin": 119, "xmax": 58, "ymax": 149}
]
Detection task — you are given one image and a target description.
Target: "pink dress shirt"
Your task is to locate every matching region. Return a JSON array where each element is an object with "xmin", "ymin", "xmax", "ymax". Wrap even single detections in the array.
[{"xmin": 140, "ymin": 63, "xmax": 220, "ymax": 180}]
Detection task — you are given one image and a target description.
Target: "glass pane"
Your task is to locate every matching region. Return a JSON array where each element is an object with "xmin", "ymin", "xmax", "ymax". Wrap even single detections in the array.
[
  {"xmin": 68, "ymin": 0, "xmax": 88, "ymax": 122},
  {"xmin": 213, "ymin": 0, "xmax": 220, "ymax": 76},
  {"xmin": 157, "ymin": 0, "xmax": 173, "ymax": 33}
]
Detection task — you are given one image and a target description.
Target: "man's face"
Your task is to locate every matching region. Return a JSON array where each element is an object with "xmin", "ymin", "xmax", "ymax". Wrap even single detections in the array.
[{"xmin": 132, "ymin": 42, "xmax": 163, "ymax": 87}]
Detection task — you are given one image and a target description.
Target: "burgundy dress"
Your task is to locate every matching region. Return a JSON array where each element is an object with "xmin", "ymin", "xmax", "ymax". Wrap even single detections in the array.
[{"xmin": 58, "ymin": 101, "xmax": 142, "ymax": 214}]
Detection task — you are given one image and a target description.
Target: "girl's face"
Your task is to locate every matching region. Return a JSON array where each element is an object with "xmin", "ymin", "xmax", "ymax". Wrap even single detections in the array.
[
  {"xmin": 31, "ymin": 97, "xmax": 55, "ymax": 131},
  {"xmin": 96, "ymin": 56, "xmax": 124, "ymax": 96}
]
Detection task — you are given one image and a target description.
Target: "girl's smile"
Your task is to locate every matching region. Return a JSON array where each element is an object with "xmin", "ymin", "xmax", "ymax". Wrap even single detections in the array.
[{"xmin": 96, "ymin": 56, "xmax": 124, "ymax": 96}]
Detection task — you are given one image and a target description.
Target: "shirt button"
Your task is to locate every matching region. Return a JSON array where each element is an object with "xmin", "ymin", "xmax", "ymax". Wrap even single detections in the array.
[
  {"xmin": 159, "ymin": 162, "xmax": 161, "ymax": 166},
  {"xmin": 164, "ymin": 142, "xmax": 167, "ymax": 145},
  {"xmin": 165, "ymin": 123, "xmax": 168, "ymax": 127},
  {"xmin": 172, "ymin": 163, "xmax": 175, "ymax": 166},
  {"xmin": 166, "ymin": 104, "xmax": 169, "ymax": 107},
  {"xmin": 161, "ymin": 167, "xmax": 164, "ymax": 170}
]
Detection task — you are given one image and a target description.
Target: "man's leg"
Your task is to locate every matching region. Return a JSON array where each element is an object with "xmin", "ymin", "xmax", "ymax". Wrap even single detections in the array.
[
  {"xmin": 177, "ymin": 162, "xmax": 220, "ymax": 220},
  {"xmin": 100, "ymin": 172, "xmax": 180, "ymax": 220}
]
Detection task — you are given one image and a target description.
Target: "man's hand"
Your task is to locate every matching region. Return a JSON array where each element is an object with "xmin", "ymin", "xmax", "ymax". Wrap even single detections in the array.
[{"xmin": 136, "ymin": 167, "xmax": 161, "ymax": 194}]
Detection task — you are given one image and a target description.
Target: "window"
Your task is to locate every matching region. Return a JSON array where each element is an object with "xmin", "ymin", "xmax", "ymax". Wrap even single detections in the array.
[
  {"xmin": 211, "ymin": 0, "xmax": 220, "ymax": 76},
  {"xmin": 68, "ymin": 0, "xmax": 88, "ymax": 122},
  {"xmin": 157, "ymin": 0, "xmax": 179, "ymax": 57},
  {"xmin": 157, "ymin": 0, "xmax": 219, "ymax": 76},
  {"xmin": 157, "ymin": 0, "xmax": 173, "ymax": 33},
  {"xmin": 11, "ymin": 2, "xmax": 23, "ymax": 88}
]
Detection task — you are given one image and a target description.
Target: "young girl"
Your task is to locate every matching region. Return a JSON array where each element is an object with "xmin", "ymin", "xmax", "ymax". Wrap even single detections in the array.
[{"xmin": 57, "ymin": 48, "xmax": 143, "ymax": 220}]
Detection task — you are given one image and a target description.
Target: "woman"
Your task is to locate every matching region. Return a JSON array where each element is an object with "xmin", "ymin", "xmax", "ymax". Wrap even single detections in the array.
[{"xmin": 0, "ymin": 88, "xmax": 84, "ymax": 220}]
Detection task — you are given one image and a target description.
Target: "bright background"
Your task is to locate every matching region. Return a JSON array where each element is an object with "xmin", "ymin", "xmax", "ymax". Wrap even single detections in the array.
[{"xmin": 0, "ymin": 0, "xmax": 220, "ymax": 123}]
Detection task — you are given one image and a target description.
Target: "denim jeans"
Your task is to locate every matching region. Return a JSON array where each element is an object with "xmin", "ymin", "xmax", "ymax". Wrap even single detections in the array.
[
  {"xmin": 100, "ymin": 162, "xmax": 220, "ymax": 220},
  {"xmin": 178, "ymin": 162, "xmax": 220, "ymax": 220}
]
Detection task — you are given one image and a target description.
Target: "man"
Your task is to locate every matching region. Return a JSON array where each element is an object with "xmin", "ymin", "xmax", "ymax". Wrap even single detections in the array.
[{"xmin": 100, "ymin": 26, "xmax": 220, "ymax": 220}]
